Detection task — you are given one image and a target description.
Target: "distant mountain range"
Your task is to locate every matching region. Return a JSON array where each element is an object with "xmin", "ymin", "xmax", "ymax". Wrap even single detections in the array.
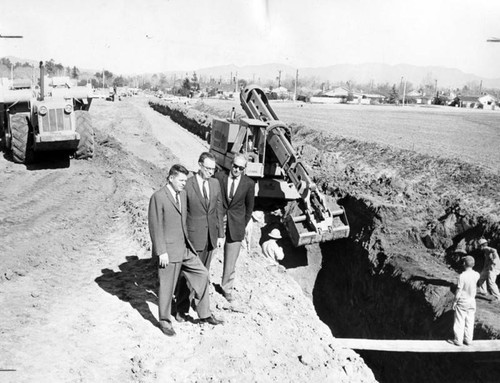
[
  {"xmin": 4, "ymin": 55, "xmax": 500, "ymax": 89},
  {"xmin": 194, "ymin": 63, "xmax": 500, "ymax": 89}
]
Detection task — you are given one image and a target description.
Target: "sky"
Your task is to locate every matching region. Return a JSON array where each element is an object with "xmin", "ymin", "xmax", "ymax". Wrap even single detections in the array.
[{"xmin": 1, "ymin": 0, "xmax": 500, "ymax": 78}]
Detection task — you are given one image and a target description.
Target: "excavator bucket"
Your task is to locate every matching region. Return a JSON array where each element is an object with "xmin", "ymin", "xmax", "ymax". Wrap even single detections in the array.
[{"xmin": 283, "ymin": 201, "xmax": 350, "ymax": 247}]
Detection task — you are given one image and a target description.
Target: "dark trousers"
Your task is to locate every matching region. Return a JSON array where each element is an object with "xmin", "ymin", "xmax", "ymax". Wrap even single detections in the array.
[
  {"xmin": 175, "ymin": 237, "xmax": 214, "ymax": 314},
  {"xmin": 158, "ymin": 249, "xmax": 210, "ymax": 322}
]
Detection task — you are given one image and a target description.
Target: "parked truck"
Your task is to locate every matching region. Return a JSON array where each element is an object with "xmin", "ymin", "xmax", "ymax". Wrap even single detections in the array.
[
  {"xmin": 0, "ymin": 61, "xmax": 94, "ymax": 164},
  {"xmin": 210, "ymin": 85, "xmax": 350, "ymax": 247}
]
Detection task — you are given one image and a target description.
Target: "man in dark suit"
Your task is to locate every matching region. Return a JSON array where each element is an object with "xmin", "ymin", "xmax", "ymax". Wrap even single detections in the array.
[
  {"xmin": 148, "ymin": 164, "xmax": 223, "ymax": 336},
  {"xmin": 176, "ymin": 152, "xmax": 224, "ymax": 319},
  {"xmin": 215, "ymin": 154, "xmax": 255, "ymax": 302}
]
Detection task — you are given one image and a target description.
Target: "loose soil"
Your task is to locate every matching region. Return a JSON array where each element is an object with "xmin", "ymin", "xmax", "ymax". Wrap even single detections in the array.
[{"xmin": 0, "ymin": 98, "xmax": 374, "ymax": 382}]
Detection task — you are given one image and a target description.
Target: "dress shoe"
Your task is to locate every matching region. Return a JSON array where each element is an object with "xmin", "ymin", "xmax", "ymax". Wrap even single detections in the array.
[
  {"xmin": 159, "ymin": 321, "xmax": 176, "ymax": 336},
  {"xmin": 175, "ymin": 312, "xmax": 188, "ymax": 323},
  {"xmin": 464, "ymin": 340, "xmax": 472, "ymax": 346},
  {"xmin": 447, "ymin": 339, "xmax": 462, "ymax": 346},
  {"xmin": 199, "ymin": 315, "xmax": 224, "ymax": 326}
]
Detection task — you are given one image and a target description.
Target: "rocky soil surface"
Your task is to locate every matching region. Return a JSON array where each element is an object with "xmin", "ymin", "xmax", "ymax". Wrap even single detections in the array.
[{"xmin": 0, "ymin": 98, "xmax": 375, "ymax": 382}]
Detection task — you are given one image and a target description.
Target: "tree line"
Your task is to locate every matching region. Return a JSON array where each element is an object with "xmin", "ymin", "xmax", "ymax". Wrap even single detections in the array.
[{"xmin": 1, "ymin": 57, "xmax": 497, "ymax": 100}]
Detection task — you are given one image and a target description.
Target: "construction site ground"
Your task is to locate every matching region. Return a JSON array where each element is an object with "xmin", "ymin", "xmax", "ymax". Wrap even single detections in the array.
[
  {"xmin": 2, "ymin": 95, "xmax": 500, "ymax": 382},
  {"xmin": 0, "ymin": 98, "xmax": 375, "ymax": 382}
]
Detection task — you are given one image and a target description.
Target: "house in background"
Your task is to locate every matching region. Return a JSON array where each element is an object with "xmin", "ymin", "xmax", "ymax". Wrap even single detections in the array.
[
  {"xmin": 458, "ymin": 95, "xmax": 481, "ymax": 108},
  {"xmin": 310, "ymin": 86, "xmax": 350, "ymax": 104},
  {"xmin": 405, "ymin": 89, "xmax": 431, "ymax": 105},
  {"xmin": 478, "ymin": 94, "xmax": 497, "ymax": 110},
  {"xmin": 353, "ymin": 92, "xmax": 386, "ymax": 105}
]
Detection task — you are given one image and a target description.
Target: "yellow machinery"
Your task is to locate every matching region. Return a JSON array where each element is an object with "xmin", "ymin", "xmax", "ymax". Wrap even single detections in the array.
[{"xmin": 210, "ymin": 85, "xmax": 349, "ymax": 247}]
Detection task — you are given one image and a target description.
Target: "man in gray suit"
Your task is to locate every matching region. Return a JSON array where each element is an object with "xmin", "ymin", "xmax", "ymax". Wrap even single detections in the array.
[
  {"xmin": 148, "ymin": 164, "xmax": 223, "ymax": 336},
  {"xmin": 176, "ymin": 153, "xmax": 224, "ymax": 320},
  {"xmin": 215, "ymin": 154, "xmax": 255, "ymax": 302}
]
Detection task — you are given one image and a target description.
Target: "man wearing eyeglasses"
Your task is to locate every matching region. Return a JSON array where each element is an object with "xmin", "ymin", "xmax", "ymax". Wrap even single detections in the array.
[
  {"xmin": 215, "ymin": 153, "xmax": 255, "ymax": 303},
  {"xmin": 175, "ymin": 152, "xmax": 225, "ymax": 321}
]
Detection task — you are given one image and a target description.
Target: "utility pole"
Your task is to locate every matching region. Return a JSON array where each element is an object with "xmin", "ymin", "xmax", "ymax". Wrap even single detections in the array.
[
  {"xmin": 277, "ymin": 70, "xmax": 282, "ymax": 88},
  {"xmin": 402, "ymin": 77, "xmax": 407, "ymax": 106},
  {"xmin": 294, "ymin": 69, "xmax": 298, "ymax": 102}
]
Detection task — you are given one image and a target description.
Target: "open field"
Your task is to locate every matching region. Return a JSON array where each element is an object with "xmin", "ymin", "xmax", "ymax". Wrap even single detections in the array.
[{"xmin": 200, "ymin": 98, "xmax": 500, "ymax": 172}]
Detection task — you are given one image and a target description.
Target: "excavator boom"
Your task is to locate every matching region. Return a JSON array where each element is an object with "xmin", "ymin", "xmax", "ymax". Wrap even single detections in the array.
[
  {"xmin": 209, "ymin": 85, "xmax": 349, "ymax": 246},
  {"xmin": 239, "ymin": 85, "xmax": 350, "ymax": 246}
]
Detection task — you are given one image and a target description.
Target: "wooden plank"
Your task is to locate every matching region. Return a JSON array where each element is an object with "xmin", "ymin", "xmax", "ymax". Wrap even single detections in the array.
[{"xmin": 332, "ymin": 339, "xmax": 500, "ymax": 353}]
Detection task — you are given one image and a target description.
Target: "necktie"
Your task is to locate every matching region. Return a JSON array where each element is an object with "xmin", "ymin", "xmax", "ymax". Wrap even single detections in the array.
[
  {"xmin": 175, "ymin": 192, "xmax": 180, "ymax": 207},
  {"xmin": 203, "ymin": 181, "xmax": 208, "ymax": 202},
  {"xmin": 229, "ymin": 177, "xmax": 236, "ymax": 200}
]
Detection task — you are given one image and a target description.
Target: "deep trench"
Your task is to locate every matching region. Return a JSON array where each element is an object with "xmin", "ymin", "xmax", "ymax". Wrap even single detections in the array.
[
  {"xmin": 309, "ymin": 196, "xmax": 500, "ymax": 383},
  {"xmin": 148, "ymin": 100, "xmax": 500, "ymax": 383}
]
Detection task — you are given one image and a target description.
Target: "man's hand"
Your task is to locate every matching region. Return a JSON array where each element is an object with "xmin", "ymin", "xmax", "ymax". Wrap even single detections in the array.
[
  {"xmin": 217, "ymin": 237, "xmax": 225, "ymax": 248},
  {"xmin": 159, "ymin": 253, "xmax": 169, "ymax": 267},
  {"xmin": 452, "ymin": 301, "xmax": 457, "ymax": 311}
]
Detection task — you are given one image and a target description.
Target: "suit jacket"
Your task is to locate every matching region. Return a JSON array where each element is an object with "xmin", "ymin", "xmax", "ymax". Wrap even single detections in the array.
[
  {"xmin": 148, "ymin": 186, "xmax": 196, "ymax": 263},
  {"xmin": 215, "ymin": 171, "xmax": 255, "ymax": 242},
  {"xmin": 185, "ymin": 175, "xmax": 224, "ymax": 251}
]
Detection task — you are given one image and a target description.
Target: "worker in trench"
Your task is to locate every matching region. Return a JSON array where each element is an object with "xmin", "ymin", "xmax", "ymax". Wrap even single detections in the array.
[
  {"xmin": 477, "ymin": 238, "xmax": 500, "ymax": 301},
  {"xmin": 448, "ymin": 255, "xmax": 480, "ymax": 346},
  {"xmin": 261, "ymin": 228, "xmax": 285, "ymax": 264}
]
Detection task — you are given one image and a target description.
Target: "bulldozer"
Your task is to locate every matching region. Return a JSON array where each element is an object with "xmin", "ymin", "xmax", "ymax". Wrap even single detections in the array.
[
  {"xmin": 0, "ymin": 61, "xmax": 94, "ymax": 164},
  {"xmin": 210, "ymin": 85, "xmax": 349, "ymax": 247}
]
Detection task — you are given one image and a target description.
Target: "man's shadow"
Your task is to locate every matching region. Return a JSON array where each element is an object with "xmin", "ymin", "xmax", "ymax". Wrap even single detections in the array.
[{"xmin": 95, "ymin": 256, "xmax": 160, "ymax": 328}]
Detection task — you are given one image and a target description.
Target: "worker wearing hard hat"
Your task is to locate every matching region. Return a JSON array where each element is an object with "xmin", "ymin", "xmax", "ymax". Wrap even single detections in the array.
[
  {"xmin": 449, "ymin": 255, "xmax": 480, "ymax": 346},
  {"xmin": 262, "ymin": 228, "xmax": 284, "ymax": 263},
  {"xmin": 477, "ymin": 238, "xmax": 500, "ymax": 301}
]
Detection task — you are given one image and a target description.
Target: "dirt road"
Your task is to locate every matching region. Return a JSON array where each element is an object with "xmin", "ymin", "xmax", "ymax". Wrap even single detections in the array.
[{"xmin": 0, "ymin": 98, "xmax": 374, "ymax": 382}]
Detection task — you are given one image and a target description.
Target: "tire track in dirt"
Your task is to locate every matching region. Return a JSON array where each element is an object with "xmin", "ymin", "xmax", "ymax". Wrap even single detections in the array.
[
  {"xmin": 0, "ymin": 209, "xmax": 147, "ymax": 382},
  {"xmin": 0, "ymin": 164, "xmax": 115, "ymax": 256}
]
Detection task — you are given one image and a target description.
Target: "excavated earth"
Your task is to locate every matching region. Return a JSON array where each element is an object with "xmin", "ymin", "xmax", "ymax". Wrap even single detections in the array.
[
  {"xmin": 151, "ymin": 97, "xmax": 500, "ymax": 383},
  {"xmin": 0, "ymin": 98, "xmax": 375, "ymax": 382}
]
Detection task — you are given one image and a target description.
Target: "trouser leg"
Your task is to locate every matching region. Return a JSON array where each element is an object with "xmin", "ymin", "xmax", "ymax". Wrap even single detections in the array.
[
  {"xmin": 487, "ymin": 271, "xmax": 500, "ymax": 299},
  {"xmin": 478, "ymin": 272, "xmax": 488, "ymax": 294},
  {"xmin": 158, "ymin": 262, "xmax": 182, "ymax": 322},
  {"xmin": 177, "ymin": 238, "xmax": 214, "ymax": 314},
  {"xmin": 221, "ymin": 240, "xmax": 242, "ymax": 295},
  {"xmin": 181, "ymin": 251, "xmax": 211, "ymax": 319},
  {"xmin": 198, "ymin": 239, "xmax": 214, "ymax": 270},
  {"xmin": 453, "ymin": 306, "xmax": 466, "ymax": 344},
  {"xmin": 174, "ymin": 276, "xmax": 190, "ymax": 314},
  {"xmin": 464, "ymin": 307, "xmax": 476, "ymax": 343}
]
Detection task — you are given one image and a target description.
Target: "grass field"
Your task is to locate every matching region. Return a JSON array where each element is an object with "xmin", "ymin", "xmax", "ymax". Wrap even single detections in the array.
[{"xmin": 199, "ymin": 98, "xmax": 500, "ymax": 172}]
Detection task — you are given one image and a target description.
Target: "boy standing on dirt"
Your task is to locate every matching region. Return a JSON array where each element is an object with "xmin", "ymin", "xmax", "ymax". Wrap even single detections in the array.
[
  {"xmin": 477, "ymin": 238, "xmax": 500, "ymax": 301},
  {"xmin": 449, "ymin": 255, "xmax": 480, "ymax": 346}
]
